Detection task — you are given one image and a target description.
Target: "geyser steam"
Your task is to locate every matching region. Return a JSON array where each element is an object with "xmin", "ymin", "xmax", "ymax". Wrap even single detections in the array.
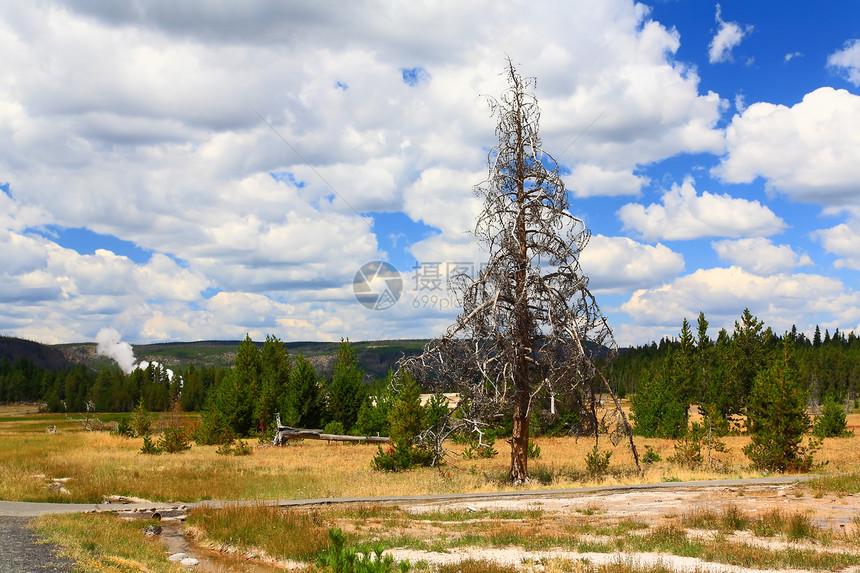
[{"xmin": 95, "ymin": 327, "xmax": 137, "ymax": 374}]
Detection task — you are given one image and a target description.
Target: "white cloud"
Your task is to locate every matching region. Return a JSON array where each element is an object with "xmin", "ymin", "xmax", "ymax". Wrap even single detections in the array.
[
  {"xmin": 0, "ymin": 1, "xmax": 772, "ymax": 344},
  {"xmin": 618, "ymin": 177, "xmax": 785, "ymax": 241},
  {"xmin": 828, "ymin": 39, "xmax": 860, "ymax": 86},
  {"xmin": 711, "ymin": 237, "xmax": 813, "ymax": 275},
  {"xmin": 784, "ymin": 51, "xmax": 803, "ymax": 63},
  {"xmin": 708, "ymin": 4, "xmax": 753, "ymax": 64},
  {"xmin": 580, "ymin": 235, "xmax": 684, "ymax": 293},
  {"xmin": 566, "ymin": 164, "xmax": 648, "ymax": 197},
  {"xmin": 812, "ymin": 221, "xmax": 860, "ymax": 270},
  {"xmin": 715, "ymin": 87, "xmax": 860, "ymax": 205},
  {"xmin": 620, "ymin": 266, "xmax": 860, "ymax": 339}
]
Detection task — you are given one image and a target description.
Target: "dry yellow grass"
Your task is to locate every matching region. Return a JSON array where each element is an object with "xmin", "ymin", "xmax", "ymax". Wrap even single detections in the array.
[{"xmin": 1, "ymin": 411, "xmax": 858, "ymax": 503}]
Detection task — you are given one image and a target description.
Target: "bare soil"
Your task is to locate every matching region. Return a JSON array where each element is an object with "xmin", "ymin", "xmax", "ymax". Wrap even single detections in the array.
[{"xmin": 384, "ymin": 481, "xmax": 860, "ymax": 572}]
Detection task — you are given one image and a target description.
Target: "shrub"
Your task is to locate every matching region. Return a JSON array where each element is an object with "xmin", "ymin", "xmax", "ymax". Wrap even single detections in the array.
[
  {"xmin": 115, "ymin": 415, "xmax": 134, "ymax": 438},
  {"xmin": 527, "ymin": 439, "xmax": 541, "ymax": 459},
  {"xmin": 323, "ymin": 421, "xmax": 346, "ymax": 436},
  {"xmin": 130, "ymin": 400, "xmax": 154, "ymax": 437},
  {"xmin": 642, "ymin": 445, "xmax": 662, "ymax": 464},
  {"xmin": 669, "ymin": 423, "xmax": 704, "ymax": 469},
  {"xmin": 216, "ymin": 438, "xmax": 253, "ymax": 456},
  {"xmin": 371, "ymin": 370, "xmax": 433, "ymax": 471},
  {"xmin": 585, "ymin": 445, "xmax": 611, "ymax": 478},
  {"xmin": 813, "ymin": 395, "xmax": 851, "ymax": 438},
  {"xmin": 140, "ymin": 434, "xmax": 161, "ymax": 455},
  {"xmin": 462, "ymin": 430, "xmax": 498, "ymax": 460},
  {"xmin": 372, "ymin": 443, "xmax": 417, "ymax": 472},
  {"xmin": 194, "ymin": 405, "xmax": 234, "ymax": 446},
  {"xmin": 157, "ymin": 401, "xmax": 191, "ymax": 453},
  {"xmin": 158, "ymin": 425, "xmax": 190, "ymax": 453},
  {"xmin": 316, "ymin": 527, "xmax": 406, "ymax": 573}
]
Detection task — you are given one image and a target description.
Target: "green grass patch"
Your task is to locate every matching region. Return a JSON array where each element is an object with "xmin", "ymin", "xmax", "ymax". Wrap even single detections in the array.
[
  {"xmin": 32, "ymin": 513, "xmax": 182, "ymax": 573},
  {"xmin": 415, "ymin": 507, "xmax": 544, "ymax": 522},
  {"xmin": 186, "ymin": 504, "xmax": 331, "ymax": 561},
  {"xmin": 682, "ymin": 504, "xmax": 824, "ymax": 542},
  {"xmin": 437, "ymin": 559, "xmax": 518, "ymax": 573},
  {"xmin": 807, "ymin": 473, "xmax": 860, "ymax": 496}
]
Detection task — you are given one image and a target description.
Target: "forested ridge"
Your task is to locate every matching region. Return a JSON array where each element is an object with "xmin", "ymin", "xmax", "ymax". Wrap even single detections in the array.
[{"xmin": 2, "ymin": 309, "xmax": 857, "ymax": 440}]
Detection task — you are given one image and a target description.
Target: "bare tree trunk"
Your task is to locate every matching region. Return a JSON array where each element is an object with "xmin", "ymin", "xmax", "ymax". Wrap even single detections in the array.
[{"xmin": 509, "ymin": 383, "xmax": 530, "ymax": 483}]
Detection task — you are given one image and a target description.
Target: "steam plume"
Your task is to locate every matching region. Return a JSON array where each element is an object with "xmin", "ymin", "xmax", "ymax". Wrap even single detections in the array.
[{"xmin": 95, "ymin": 327, "xmax": 137, "ymax": 374}]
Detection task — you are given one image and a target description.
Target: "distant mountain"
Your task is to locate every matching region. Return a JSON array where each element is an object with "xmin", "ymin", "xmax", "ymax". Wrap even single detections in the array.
[{"xmin": 0, "ymin": 336, "xmax": 430, "ymax": 382}]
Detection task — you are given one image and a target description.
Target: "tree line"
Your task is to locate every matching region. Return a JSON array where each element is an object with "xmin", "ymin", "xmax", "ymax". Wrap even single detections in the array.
[
  {"xmin": 614, "ymin": 309, "xmax": 859, "ymax": 420},
  {"xmin": 0, "ymin": 335, "xmax": 402, "ymax": 443},
  {"xmin": 618, "ymin": 309, "xmax": 854, "ymax": 471}
]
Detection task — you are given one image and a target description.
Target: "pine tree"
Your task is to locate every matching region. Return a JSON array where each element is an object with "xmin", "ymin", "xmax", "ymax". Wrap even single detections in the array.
[
  {"xmin": 676, "ymin": 318, "xmax": 696, "ymax": 404},
  {"xmin": 285, "ymin": 353, "xmax": 324, "ymax": 428},
  {"xmin": 813, "ymin": 395, "xmax": 849, "ymax": 438},
  {"xmin": 325, "ymin": 339, "xmax": 365, "ymax": 433},
  {"xmin": 729, "ymin": 309, "xmax": 770, "ymax": 412},
  {"xmin": 372, "ymin": 370, "xmax": 430, "ymax": 471},
  {"xmin": 744, "ymin": 336, "xmax": 816, "ymax": 472},
  {"xmin": 388, "ymin": 370, "xmax": 425, "ymax": 448},
  {"xmin": 256, "ymin": 335, "xmax": 291, "ymax": 434},
  {"xmin": 204, "ymin": 335, "xmax": 261, "ymax": 436},
  {"xmin": 630, "ymin": 349, "xmax": 688, "ymax": 439}
]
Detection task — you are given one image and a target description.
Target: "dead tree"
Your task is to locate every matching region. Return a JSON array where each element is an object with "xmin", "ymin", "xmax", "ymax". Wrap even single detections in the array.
[
  {"xmin": 404, "ymin": 60, "xmax": 638, "ymax": 484},
  {"xmin": 272, "ymin": 426, "xmax": 390, "ymax": 446}
]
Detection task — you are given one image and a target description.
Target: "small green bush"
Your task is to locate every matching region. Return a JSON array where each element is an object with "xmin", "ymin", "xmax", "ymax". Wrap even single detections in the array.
[
  {"xmin": 585, "ymin": 445, "xmax": 611, "ymax": 478},
  {"xmin": 216, "ymin": 438, "xmax": 253, "ymax": 456},
  {"xmin": 158, "ymin": 425, "xmax": 191, "ymax": 453},
  {"xmin": 669, "ymin": 423, "xmax": 704, "ymax": 469},
  {"xmin": 130, "ymin": 401, "xmax": 154, "ymax": 437},
  {"xmin": 317, "ymin": 527, "xmax": 406, "ymax": 573},
  {"xmin": 115, "ymin": 415, "xmax": 134, "ymax": 438},
  {"xmin": 324, "ymin": 421, "xmax": 346, "ymax": 436},
  {"xmin": 814, "ymin": 395, "xmax": 851, "ymax": 438},
  {"xmin": 140, "ymin": 434, "xmax": 161, "ymax": 455},
  {"xmin": 371, "ymin": 443, "xmax": 431, "ymax": 471},
  {"xmin": 527, "ymin": 439, "xmax": 541, "ymax": 459},
  {"xmin": 642, "ymin": 445, "xmax": 662, "ymax": 464}
]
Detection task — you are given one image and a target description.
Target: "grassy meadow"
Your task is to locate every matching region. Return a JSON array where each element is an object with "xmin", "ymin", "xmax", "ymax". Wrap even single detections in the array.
[
  {"xmin": 2, "ymin": 404, "xmax": 858, "ymax": 504},
  {"xmin": 8, "ymin": 402, "xmax": 859, "ymax": 573}
]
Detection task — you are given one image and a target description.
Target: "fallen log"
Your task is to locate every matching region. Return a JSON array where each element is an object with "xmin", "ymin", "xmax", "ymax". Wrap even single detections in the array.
[{"xmin": 272, "ymin": 426, "xmax": 390, "ymax": 446}]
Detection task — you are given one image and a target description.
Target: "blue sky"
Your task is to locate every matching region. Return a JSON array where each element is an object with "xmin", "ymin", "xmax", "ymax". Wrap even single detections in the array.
[{"xmin": 1, "ymin": 1, "xmax": 860, "ymax": 347}]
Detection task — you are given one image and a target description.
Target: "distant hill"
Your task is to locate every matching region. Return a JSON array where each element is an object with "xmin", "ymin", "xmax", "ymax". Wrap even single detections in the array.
[
  {"xmin": 0, "ymin": 335, "xmax": 78, "ymax": 370},
  {"xmin": 0, "ymin": 336, "xmax": 430, "ymax": 382}
]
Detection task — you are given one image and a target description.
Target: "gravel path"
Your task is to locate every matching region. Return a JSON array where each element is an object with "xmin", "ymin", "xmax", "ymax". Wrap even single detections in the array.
[{"xmin": 0, "ymin": 516, "xmax": 73, "ymax": 573}]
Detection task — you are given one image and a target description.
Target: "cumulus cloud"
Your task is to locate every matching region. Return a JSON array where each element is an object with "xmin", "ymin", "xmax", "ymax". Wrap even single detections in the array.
[
  {"xmin": 580, "ymin": 235, "xmax": 684, "ymax": 293},
  {"xmin": 812, "ymin": 221, "xmax": 860, "ymax": 270},
  {"xmin": 708, "ymin": 4, "xmax": 753, "ymax": 64},
  {"xmin": 566, "ymin": 164, "xmax": 648, "ymax": 197},
  {"xmin": 619, "ymin": 266, "xmax": 860, "ymax": 340},
  {"xmin": 711, "ymin": 237, "xmax": 813, "ymax": 275},
  {"xmin": 618, "ymin": 177, "xmax": 785, "ymax": 241},
  {"xmin": 0, "ymin": 1, "xmax": 754, "ymax": 344},
  {"xmin": 715, "ymin": 87, "xmax": 860, "ymax": 205},
  {"xmin": 828, "ymin": 39, "xmax": 860, "ymax": 86}
]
